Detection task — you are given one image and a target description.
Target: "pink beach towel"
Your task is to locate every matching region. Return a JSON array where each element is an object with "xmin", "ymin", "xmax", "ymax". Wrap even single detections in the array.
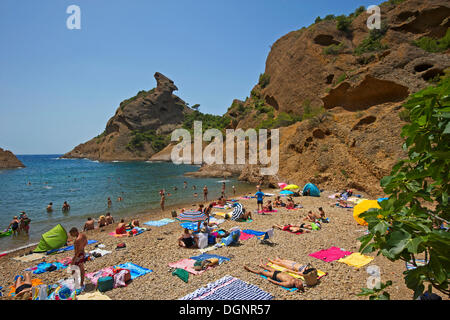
[
  {"xmin": 85, "ymin": 266, "xmax": 115, "ymax": 286},
  {"xmin": 169, "ymin": 259, "xmax": 212, "ymax": 275},
  {"xmin": 258, "ymin": 209, "xmax": 278, "ymax": 213},
  {"xmin": 309, "ymin": 247, "xmax": 352, "ymax": 262},
  {"xmin": 239, "ymin": 232, "xmax": 255, "ymax": 241}
]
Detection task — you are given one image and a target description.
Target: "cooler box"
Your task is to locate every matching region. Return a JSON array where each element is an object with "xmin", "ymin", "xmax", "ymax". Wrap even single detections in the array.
[{"xmin": 97, "ymin": 276, "xmax": 114, "ymax": 292}]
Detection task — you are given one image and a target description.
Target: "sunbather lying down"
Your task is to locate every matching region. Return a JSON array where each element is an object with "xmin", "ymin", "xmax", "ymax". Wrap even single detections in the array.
[
  {"xmin": 272, "ymin": 224, "xmax": 311, "ymax": 233},
  {"xmin": 244, "ymin": 263, "xmax": 305, "ymax": 291},
  {"xmin": 262, "ymin": 257, "xmax": 318, "ymax": 287}
]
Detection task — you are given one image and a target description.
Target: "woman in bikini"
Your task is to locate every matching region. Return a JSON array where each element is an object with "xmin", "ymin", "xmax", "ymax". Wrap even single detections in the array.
[
  {"xmin": 178, "ymin": 229, "xmax": 198, "ymax": 248},
  {"xmin": 13, "ymin": 272, "xmax": 33, "ymax": 300},
  {"xmin": 263, "ymin": 257, "xmax": 312, "ymax": 275}
]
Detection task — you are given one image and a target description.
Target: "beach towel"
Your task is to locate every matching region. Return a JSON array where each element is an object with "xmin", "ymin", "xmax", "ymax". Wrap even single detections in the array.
[
  {"xmin": 309, "ymin": 247, "xmax": 352, "ymax": 262},
  {"xmin": 280, "ymin": 225, "xmax": 304, "ymax": 235},
  {"xmin": 169, "ymin": 259, "xmax": 212, "ymax": 275},
  {"xmin": 259, "ymin": 274, "xmax": 298, "ymax": 292},
  {"xmin": 241, "ymin": 229, "xmax": 266, "ymax": 237},
  {"xmin": 266, "ymin": 263, "xmax": 327, "ymax": 281},
  {"xmin": 336, "ymin": 203, "xmax": 354, "ymax": 209},
  {"xmin": 338, "ymin": 253, "xmax": 374, "ymax": 268},
  {"xmin": 239, "ymin": 196, "xmax": 255, "ymax": 199},
  {"xmin": 180, "ymin": 222, "xmax": 200, "ymax": 231},
  {"xmin": 258, "ymin": 209, "xmax": 278, "ymax": 213},
  {"xmin": 285, "ymin": 207, "xmax": 302, "ymax": 210},
  {"xmin": 85, "ymin": 266, "xmax": 115, "ymax": 286},
  {"xmin": 172, "ymin": 268, "xmax": 189, "ymax": 283},
  {"xmin": 12, "ymin": 253, "xmax": 46, "ymax": 263},
  {"xmin": 179, "ymin": 275, "xmax": 273, "ymax": 300},
  {"xmin": 406, "ymin": 259, "xmax": 428, "ymax": 271},
  {"xmin": 189, "ymin": 253, "xmax": 230, "ymax": 265},
  {"xmin": 47, "ymin": 240, "xmax": 98, "ymax": 254},
  {"xmin": 143, "ymin": 218, "xmax": 175, "ymax": 227},
  {"xmin": 77, "ymin": 291, "xmax": 112, "ymax": 300},
  {"xmin": 8, "ymin": 278, "xmax": 44, "ymax": 297},
  {"xmin": 236, "ymin": 218, "xmax": 253, "ymax": 223},
  {"xmin": 114, "ymin": 262, "xmax": 153, "ymax": 279},
  {"xmin": 109, "ymin": 227, "xmax": 146, "ymax": 237},
  {"xmin": 239, "ymin": 232, "xmax": 255, "ymax": 241},
  {"xmin": 26, "ymin": 261, "xmax": 68, "ymax": 274},
  {"xmin": 198, "ymin": 246, "xmax": 219, "ymax": 254},
  {"xmin": 209, "ymin": 217, "xmax": 225, "ymax": 225}
]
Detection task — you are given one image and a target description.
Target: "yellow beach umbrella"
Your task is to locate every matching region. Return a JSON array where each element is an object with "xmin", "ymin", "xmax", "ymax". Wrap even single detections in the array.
[
  {"xmin": 353, "ymin": 200, "xmax": 381, "ymax": 226},
  {"xmin": 283, "ymin": 184, "xmax": 299, "ymax": 191}
]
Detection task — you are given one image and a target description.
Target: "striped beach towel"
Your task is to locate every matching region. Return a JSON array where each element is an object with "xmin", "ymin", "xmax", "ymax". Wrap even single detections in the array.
[{"xmin": 180, "ymin": 275, "xmax": 273, "ymax": 300}]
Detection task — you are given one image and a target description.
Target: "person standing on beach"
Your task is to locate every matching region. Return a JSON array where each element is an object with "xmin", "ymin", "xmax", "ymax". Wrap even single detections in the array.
[
  {"xmin": 69, "ymin": 227, "xmax": 87, "ymax": 289},
  {"xmin": 255, "ymin": 188, "xmax": 265, "ymax": 212},
  {"xmin": 221, "ymin": 182, "xmax": 226, "ymax": 197},
  {"xmin": 203, "ymin": 185, "xmax": 208, "ymax": 201},
  {"xmin": 160, "ymin": 191, "xmax": 165, "ymax": 212}
]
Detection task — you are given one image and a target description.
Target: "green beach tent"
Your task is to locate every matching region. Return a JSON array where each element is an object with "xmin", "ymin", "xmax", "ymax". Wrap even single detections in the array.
[{"xmin": 34, "ymin": 224, "xmax": 68, "ymax": 253}]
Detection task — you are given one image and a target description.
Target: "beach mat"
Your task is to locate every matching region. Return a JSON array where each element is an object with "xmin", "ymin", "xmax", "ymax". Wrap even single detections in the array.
[
  {"xmin": 309, "ymin": 247, "xmax": 352, "ymax": 262},
  {"xmin": 239, "ymin": 232, "xmax": 255, "ymax": 241},
  {"xmin": 143, "ymin": 218, "xmax": 175, "ymax": 227},
  {"xmin": 12, "ymin": 253, "xmax": 45, "ymax": 263},
  {"xmin": 266, "ymin": 262, "xmax": 327, "ymax": 281},
  {"xmin": 338, "ymin": 253, "xmax": 374, "ymax": 268},
  {"xmin": 179, "ymin": 275, "xmax": 273, "ymax": 300},
  {"xmin": 259, "ymin": 273, "xmax": 298, "ymax": 292},
  {"xmin": 189, "ymin": 253, "xmax": 230, "ymax": 265},
  {"xmin": 109, "ymin": 227, "xmax": 146, "ymax": 237},
  {"xmin": 47, "ymin": 240, "xmax": 98, "ymax": 254},
  {"xmin": 169, "ymin": 259, "xmax": 212, "ymax": 275},
  {"xmin": 8, "ymin": 278, "xmax": 44, "ymax": 297},
  {"xmin": 114, "ymin": 262, "xmax": 153, "ymax": 279}
]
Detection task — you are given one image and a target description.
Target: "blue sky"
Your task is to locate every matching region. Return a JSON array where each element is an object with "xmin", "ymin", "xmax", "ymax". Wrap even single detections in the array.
[{"xmin": 0, "ymin": 0, "xmax": 383, "ymax": 154}]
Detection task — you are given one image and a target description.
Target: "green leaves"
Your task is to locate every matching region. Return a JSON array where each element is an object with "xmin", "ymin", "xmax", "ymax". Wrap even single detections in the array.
[{"xmin": 358, "ymin": 73, "xmax": 450, "ymax": 299}]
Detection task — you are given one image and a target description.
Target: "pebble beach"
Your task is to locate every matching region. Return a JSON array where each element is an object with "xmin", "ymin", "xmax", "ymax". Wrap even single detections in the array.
[{"xmin": 0, "ymin": 188, "xmax": 421, "ymax": 300}]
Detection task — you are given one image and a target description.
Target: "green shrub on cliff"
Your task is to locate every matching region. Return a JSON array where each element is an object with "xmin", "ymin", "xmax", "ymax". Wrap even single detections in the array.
[
  {"xmin": 182, "ymin": 110, "xmax": 231, "ymax": 134},
  {"xmin": 127, "ymin": 130, "xmax": 169, "ymax": 152},
  {"xmin": 258, "ymin": 73, "xmax": 271, "ymax": 89},
  {"xmin": 414, "ymin": 29, "xmax": 450, "ymax": 53}
]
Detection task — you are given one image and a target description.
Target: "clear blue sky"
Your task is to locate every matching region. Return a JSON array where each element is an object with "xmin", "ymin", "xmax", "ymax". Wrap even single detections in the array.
[{"xmin": 0, "ymin": 0, "xmax": 383, "ymax": 154}]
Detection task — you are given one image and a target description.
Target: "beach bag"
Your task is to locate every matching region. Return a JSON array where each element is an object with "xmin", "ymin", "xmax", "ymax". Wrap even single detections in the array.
[
  {"xmin": 97, "ymin": 276, "xmax": 114, "ymax": 292},
  {"xmin": 303, "ymin": 268, "xmax": 318, "ymax": 287},
  {"xmin": 171, "ymin": 210, "xmax": 178, "ymax": 218},
  {"xmin": 208, "ymin": 234, "xmax": 216, "ymax": 245},
  {"xmin": 113, "ymin": 269, "xmax": 131, "ymax": 288},
  {"xmin": 32, "ymin": 284, "xmax": 48, "ymax": 300}
]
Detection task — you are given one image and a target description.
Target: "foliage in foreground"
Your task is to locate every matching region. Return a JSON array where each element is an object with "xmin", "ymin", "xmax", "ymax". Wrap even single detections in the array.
[{"xmin": 358, "ymin": 74, "xmax": 450, "ymax": 299}]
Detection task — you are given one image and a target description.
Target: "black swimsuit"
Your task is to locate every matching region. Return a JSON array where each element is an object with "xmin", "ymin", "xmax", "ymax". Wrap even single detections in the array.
[
  {"xmin": 272, "ymin": 271, "xmax": 282, "ymax": 282},
  {"xmin": 11, "ymin": 222, "xmax": 19, "ymax": 231},
  {"xmin": 15, "ymin": 283, "xmax": 32, "ymax": 295}
]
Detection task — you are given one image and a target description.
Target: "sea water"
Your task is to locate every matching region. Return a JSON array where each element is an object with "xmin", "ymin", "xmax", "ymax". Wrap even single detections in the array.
[{"xmin": 0, "ymin": 155, "xmax": 254, "ymax": 251}]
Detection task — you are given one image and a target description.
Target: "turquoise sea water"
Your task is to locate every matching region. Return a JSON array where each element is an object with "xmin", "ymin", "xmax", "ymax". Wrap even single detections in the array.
[{"xmin": 0, "ymin": 155, "xmax": 254, "ymax": 252}]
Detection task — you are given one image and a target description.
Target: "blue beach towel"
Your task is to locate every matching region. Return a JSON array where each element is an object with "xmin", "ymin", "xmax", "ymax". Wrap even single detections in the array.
[
  {"xmin": 114, "ymin": 262, "xmax": 153, "ymax": 280},
  {"xmin": 47, "ymin": 240, "xmax": 98, "ymax": 255},
  {"xmin": 180, "ymin": 222, "xmax": 200, "ymax": 231},
  {"xmin": 27, "ymin": 261, "xmax": 68, "ymax": 274},
  {"xmin": 259, "ymin": 274, "xmax": 298, "ymax": 292},
  {"xmin": 144, "ymin": 219, "xmax": 175, "ymax": 227},
  {"xmin": 189, "ymin": 254, "xmax": 230, "ymax": 265},
  {"xmin": 242, "ymin": 229, "xmax": 266, "ymax": 237}
]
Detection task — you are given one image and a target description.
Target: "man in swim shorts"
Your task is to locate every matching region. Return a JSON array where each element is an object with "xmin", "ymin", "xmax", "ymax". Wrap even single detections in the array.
[
  {"xmin": 69, "ymin": 227, "xmax": 88, "ymax": 287},
  {"xmin": 8, "ymin": 216, "xmax": 20, "ymax": 235},
  {"xmin": 83, "ymin": 217, "xmax": 95, "ymax": 231},
  {"xmin": 255, "ymin": 188, "xmax": 264, "ymax": 212},
  {"xmin": 243, "ymin": 263, "xmax": 304, "ymax": 291}
]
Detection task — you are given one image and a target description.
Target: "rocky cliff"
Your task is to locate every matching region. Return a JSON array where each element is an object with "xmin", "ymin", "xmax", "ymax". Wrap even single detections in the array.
[
  {"xmin": 195, "ymin": 0, "xmax": 450, "ymax": 196},
  {"xmin": 63, "ymin": 72, "xmax": 193, "ymax": 161},
  {"xmin": 0, "ymin": 148, "xmax": 25, "ymax": 169}
]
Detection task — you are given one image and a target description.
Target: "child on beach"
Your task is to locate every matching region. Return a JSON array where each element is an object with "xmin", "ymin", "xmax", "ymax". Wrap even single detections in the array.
[{"xmin": 255, "ymin": 188, "xmax": 264, "ymax": 212}]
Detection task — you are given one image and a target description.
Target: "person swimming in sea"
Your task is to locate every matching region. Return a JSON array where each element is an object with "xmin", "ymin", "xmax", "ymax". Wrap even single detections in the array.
[
  {"xmin": 62, "ymin": 201, "xmax": 70, "ymax": 212},
  {"xmin": 46, "ymin": 202, "xmax": 53, "ymax": 212}
]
